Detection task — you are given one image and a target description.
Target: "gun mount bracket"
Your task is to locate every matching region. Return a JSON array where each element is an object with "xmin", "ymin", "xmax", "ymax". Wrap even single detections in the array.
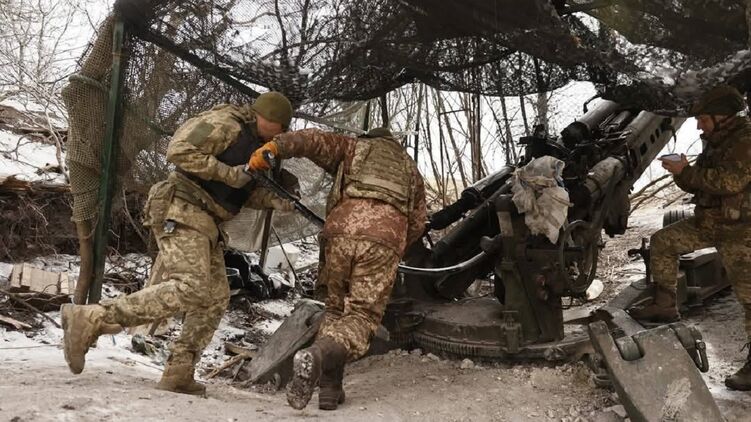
[{"xmin": 588, "ymin": 321, "xmax": 721, "ymax": 421}]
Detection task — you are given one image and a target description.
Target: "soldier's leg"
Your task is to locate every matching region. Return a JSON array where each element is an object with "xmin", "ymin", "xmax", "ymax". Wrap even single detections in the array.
[
  {"xmin": 313, "ymin": 234, "xmax": 329, "ymax": 302},
  {"xmin": 650, "ymin": 218, "xmax": 714, "ymax": 289},
  {"xmin": 102, "ymin": 225, "xmax": 216, "ymax": 326},
  {"xmin": 318, "ymin": 238, "xmax": 352, "ymax": 333},
  {"xmin": 158, "ymin": 242, "xmax": 230, "ymax": 395},
  {"xmin": 288, "ymin": 238, "xmax": 400, "ymax": 410},
  {"xmin": 716, "ymin": 228, "xmax": 751, "ymax": 390},
  {"xmin": 286, "ymin": 238, "xmax": 350, "ymax": 409},
  {"xmin": 632, "ymin": 218, "xmax": 714, "ymax": 321},
  {"xmin": 62, "ymin": 224, "xmax": 216, "ymax": 375},
  {"xmin": 318, "ymin": 239, "xmax": 400, "ymax": 360},
  {"xmin": 717, "ymin": 232, "xmax": 751, "ymax": 342}
]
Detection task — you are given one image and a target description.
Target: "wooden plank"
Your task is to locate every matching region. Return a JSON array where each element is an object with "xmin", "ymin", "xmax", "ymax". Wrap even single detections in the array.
[
  {"xmin": 9, "ymin": 264, "xmax": 23, "ymax": 289},
  {"xmin": 26, "ymin": 267, "xmax": 59, "ymax": 294},
  {"xmin": 20, "ymin": 264, "xmax": 32, "ymax": 290}
]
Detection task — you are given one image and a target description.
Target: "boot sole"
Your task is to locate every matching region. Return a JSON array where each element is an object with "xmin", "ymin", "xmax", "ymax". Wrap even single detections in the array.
[
  {"xmin": 287, "ymin": 350, "xmax": 318, "ymax": 410},
  {"xmin": 61, "ymin": 304, "xmax": 85, "ymax": 375},
  {"xmin": 155, "ymin": 383, "xmax": 207, "ymax": 396}
]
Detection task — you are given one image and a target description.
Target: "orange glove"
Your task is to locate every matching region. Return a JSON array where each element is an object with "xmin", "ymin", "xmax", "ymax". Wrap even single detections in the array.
[{"xmin": 248, "ymin": 141, "xmax": 279, "ymax": 171}]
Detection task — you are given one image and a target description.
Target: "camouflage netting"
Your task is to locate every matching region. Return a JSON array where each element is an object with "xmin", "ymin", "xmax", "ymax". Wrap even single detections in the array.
[
  {"xmin": 110, "ymin": 0, "xmax": 751, "ymax": 107},
  {"xmin": 63, "ymin": 0, "xmax": 751, "ymax": 246}
]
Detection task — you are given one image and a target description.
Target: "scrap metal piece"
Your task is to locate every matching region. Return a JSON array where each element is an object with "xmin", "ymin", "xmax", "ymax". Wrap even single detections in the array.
[
  {"xmin": 237, "ymin": 299, "xmax": 324, "ymax": 387},
  {"xmin": 588, "ymin": 321, "xmax": 722, "ymax": 422}
]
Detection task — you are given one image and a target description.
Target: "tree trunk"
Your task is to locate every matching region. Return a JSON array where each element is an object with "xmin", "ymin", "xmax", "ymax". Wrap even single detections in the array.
[
  {"xmin": 74, "ymin": 219, "xmax": 94, "ymax": 304},
  {"xmin": 470, "ymin": 92, "xmax": 483, "ymax": 181},
  {"xmin": 532, "ymin": 57, "xmax": 549, "ymax": 131},
  {"xmin": 380, "ymin": 93, "xmax": 389, "ymax": 127},
  {"xmin": 414, "ymin": 84, "xmax": 424, "ymax": 162},
  {"xmin": 435, "ymin": 90, "xmax": 469, "ymax": 188},
  {"xmin": 423, "ymin": 98, "xmax": 445, "ymax": 203}
]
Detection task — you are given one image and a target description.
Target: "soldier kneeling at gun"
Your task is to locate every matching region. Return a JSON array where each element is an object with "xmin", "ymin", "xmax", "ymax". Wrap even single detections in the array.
[{"xmin": 629, "ymin": 85, "xmax": 751, "ymax": 391}]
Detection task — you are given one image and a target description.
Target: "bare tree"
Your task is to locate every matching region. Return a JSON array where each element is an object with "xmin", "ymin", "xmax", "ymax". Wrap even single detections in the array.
[{"xmin": 0, "ymin": 0, "xmax": 105, "ymax": 181}]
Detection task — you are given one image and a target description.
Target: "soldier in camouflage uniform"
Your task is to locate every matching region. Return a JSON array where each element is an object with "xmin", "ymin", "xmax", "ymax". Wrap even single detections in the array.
[
  {"xmin": 629, "ymin": 85, "xmax": 751, "ymax": 390},
  {"xmin": 249, "ymin": 127, "xmax": 427, "ymax": 410},
  {"xmin": 61, "ymin": 92, "xmax": 296, "ymax": 395}
]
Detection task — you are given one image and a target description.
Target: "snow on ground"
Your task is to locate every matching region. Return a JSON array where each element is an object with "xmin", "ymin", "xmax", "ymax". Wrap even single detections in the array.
[
  {"xmin": 0, "ymin": 129, "xmax": 67, "ymax": 185},
  {"xmin": 256, "ymin": 300, "xmax": 294, "ymax": 318},
  {"xmin": 0, "ymin": 98, "xmax": 68, "ymax": 129}
]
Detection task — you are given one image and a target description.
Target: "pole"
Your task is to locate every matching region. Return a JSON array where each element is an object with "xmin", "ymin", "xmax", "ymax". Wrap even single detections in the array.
[
  {"xmin": 258, "ymin": 162, "xmax": 282, "ymax": 269},
  {"xmin": 88, "ymin": 19, "xmax": 126, "ymax": 304}
]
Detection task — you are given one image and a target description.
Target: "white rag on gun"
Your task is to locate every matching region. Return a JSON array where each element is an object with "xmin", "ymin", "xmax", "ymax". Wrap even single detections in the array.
[{"xmin": 511, "ymin": 156, "xmax": 572, "ymax": 243}]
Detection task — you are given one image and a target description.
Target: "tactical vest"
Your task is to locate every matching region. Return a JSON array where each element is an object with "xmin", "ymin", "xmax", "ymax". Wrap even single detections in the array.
[
  {"xmin": 327, "ymin": 137, "xmax": 413, "ymax": 215},
  {"xmin": 693, "ymin": 119, "xmax": 751, "ymax": 222},
  {"xmin": 178, "ymin": 119, "xmax": 260, "ymax": 216}
]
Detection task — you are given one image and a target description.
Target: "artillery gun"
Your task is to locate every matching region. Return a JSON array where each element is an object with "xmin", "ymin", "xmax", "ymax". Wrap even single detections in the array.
[{"xmin": 387, "ymin": 100, "xmax": 687, "ymax": 358}]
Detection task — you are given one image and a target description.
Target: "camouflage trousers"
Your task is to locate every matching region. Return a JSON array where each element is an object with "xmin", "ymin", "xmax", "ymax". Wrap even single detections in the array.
[
  {"xmin": 101, "ymin": 221, "xmax": 229, "ymax": 362},
  {"xmin": 651, "ymin": 217, "xmax": 751, "ymax": 338},
  {"xmin": 317, "ymin": 237, "xmax": 400, "ymax": 361}
]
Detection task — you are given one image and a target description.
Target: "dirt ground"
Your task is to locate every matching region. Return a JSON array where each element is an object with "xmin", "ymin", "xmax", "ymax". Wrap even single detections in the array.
[
  {"xmin": 1, "ymin": 338, "xmax": 617, "ymax": 422},
  {"xmin": 3, "ymin": 207, "xmax": 751, "ymax": 421}
]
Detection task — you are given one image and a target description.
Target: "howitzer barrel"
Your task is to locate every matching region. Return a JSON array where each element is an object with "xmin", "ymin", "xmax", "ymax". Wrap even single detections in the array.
[
  {"xmin": 429, "ymin": 167, "xmax": 513, "ymax": 230},
  {"xmin": 621, "ymin": 111, "xmax": 685, "ymax": 186},
  {"xmin": 470, "ymin": 167, "xmax": 513, "ymax": 196},
  {"xmin": 561, "ymin": 100, "xmax": 620, "ymax": 146}
]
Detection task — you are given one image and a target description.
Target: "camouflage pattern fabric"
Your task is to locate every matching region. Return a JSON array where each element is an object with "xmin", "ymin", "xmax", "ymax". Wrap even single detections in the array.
[
  {"xmin": 101, "ymin": 216, "xmax": 229, "ymax": 361},
  {"xmin": 317, "ymin": 236, "xmax": 400, "ymax": 360},
  {"xmin": 274, "ymin": 128, "xmax": 427, "ymax": 255},
  {"xmin": 339, "ymin": 137, "xmax": 414, "ymax": 215},
  {"xmin": 651, "ymin": 217, "xmax": 751, "ymax": 338},
  {"xmin": 674, "ymin": 116, "xmax": 751, "ymax": 222},
  {"xmin": 167, "ymin": 103, "xmax": 259, "ymax": 222}
]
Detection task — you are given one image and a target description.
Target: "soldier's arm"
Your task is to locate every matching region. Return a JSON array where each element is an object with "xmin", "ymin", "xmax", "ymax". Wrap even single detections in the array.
[
  {"xmin": 166, "ymin": 111, "xmax": 246, "ymax": 186},
  {"xmin": 405, "ymin": 166, "xmax": 428, "ymax": 248},
  {"xmin": 672, "ymin": 173, "xmax": 699, "ymax": 194},
  {"xmin": 274, "ymin": 129, "xmax": 354, "ymax": 174},
  {"xmin": 674, "ymin": 143, "xmax": 751, "ymax": 195}
]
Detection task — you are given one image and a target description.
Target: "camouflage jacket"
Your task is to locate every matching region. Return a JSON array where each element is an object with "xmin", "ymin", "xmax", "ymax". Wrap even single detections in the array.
[
  {"xmin": 165, "ymin": 104, "xmax": 287, "ymax": 224},
  {"xmin": 274, "ymin": 129, "xmax": 427, "ymax": 255},
  {"xmin": 674, "ymin": 116, "xmax": 751, "ymax": 222}
]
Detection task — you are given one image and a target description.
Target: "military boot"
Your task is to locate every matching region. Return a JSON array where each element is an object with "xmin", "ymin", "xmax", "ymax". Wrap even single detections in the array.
[
  {"xmin": 726, "ymin": 344, "xmax": 751, "ymax": 391},
  {"xmin": 629, "ymin": 285, "xmax": 680, "ymax": 322},
  {"xmin": 61, "ymin": 303, "xmax": 122, "ymax": 374},
  {"xmin": 286, "ymin": 337, "xmax": 341, "ymax": 410},
  {"xmin": 318, "ymin": 341, "xmax": 348, "ymax": 411},
  {"xmin": 156, "ymin": 351, "xmax": 206, "ymax": 396}
]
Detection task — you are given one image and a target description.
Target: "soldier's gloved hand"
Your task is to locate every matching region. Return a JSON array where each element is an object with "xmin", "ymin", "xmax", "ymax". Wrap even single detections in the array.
[
  {"xmin": 269, "ymin": 197, "xmax": 295, "ymax": 212},
  {"xmin": 226, "ymin": 164, "xmax": 253, "ymax": 188},
  {"xmin": 248, "ymin": 141, "xmax": 279, "ymax": 171}
]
